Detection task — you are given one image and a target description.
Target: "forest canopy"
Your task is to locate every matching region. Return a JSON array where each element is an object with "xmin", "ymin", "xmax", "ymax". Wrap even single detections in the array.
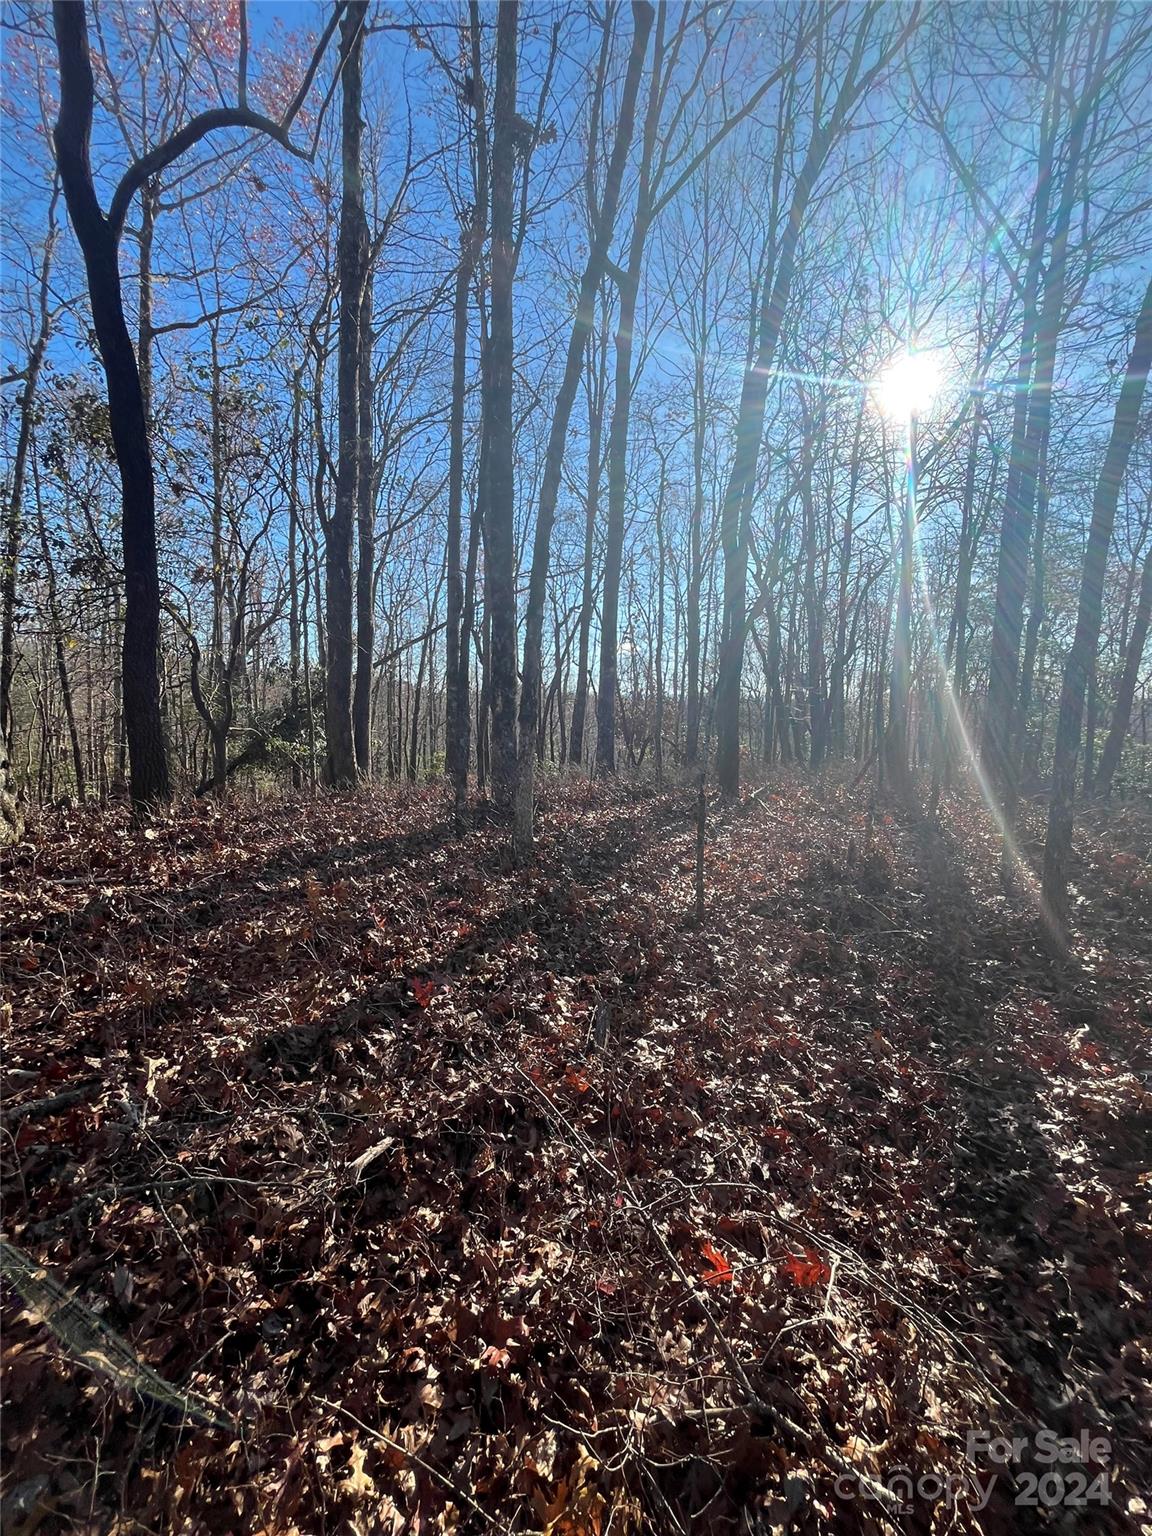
[{"xmin": 0, "ymin": 0, "xmax": 1147, "ymax": 899}]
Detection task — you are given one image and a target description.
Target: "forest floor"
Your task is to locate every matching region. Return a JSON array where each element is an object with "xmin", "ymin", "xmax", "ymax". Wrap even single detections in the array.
[{"xmin": 1, "ymin": 775, "xmax": 1150, "ymax": 1536}]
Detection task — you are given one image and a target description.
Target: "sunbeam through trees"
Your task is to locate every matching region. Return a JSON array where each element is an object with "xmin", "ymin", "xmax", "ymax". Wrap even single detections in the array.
[{"xmin": 2, "ymin": 2, "xmax": 1151, "ymax": 1530}]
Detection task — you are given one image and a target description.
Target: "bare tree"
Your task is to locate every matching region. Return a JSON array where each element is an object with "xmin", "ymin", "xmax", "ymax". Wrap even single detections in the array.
[
  {"xmin": 326, "ymin": 0, "xmax": 369, "ymax": 788},
  {"xmin": 715, "ymin": 2, "xmax": 918, "ymax": 798},
  {"xmin": 1042, "ymin": 274, "xmax": 1152, "ymax": 935},
  {"xmin": 513, "ymin": 0, "xmax": 655, "ymax": 857},
  {"xmin": 50, "ymin": 0, "xmax": 342, "ymax": 807},
  {"xmin": 483, "ymin": 0, "xmax": 521, "ymax": 811}
]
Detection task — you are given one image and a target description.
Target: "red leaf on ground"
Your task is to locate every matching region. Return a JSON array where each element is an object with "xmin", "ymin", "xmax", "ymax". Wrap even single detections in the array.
[
  {"xmin": 782, "ymin": 1248, "xmax": 830, "ymax": 1288},
  {"xmin": 700, "ymin": 1240, "xmax": 733, "ymax": 1285}
]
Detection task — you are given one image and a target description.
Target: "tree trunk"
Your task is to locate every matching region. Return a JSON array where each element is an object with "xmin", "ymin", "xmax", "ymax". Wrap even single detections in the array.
[
  {"xmin": 654, "ymin": 450, "xmax": 667, "ymax": 783},
  {"xmin": 684, "ymin": 340, "xmax": 706, "ymax": 766},
  {"xmin": 288, "ymin": 373, "xmax": 304, "ymax": 789},
  {"xmin": 514, "ymin": 0, "xmax": 653, "ymax": 855},
  {"xmin": 1095, "ymin": 544, "xmax": 1152, "ymax": 798},
  {"xmin": 445, "ymin": 236, "xmax": 472, "ymax": 802},
  {"xmin": 801, "ymin": 412, "xmax": 828, "ymax": 769},
  {"xmin": 828, "ymin": 395, "xmax": 865, "ymax": 758},
  {"xmin": 2, "ymin": 188, "xmax": 58, "ymax": 770},
  {"xmin": 595, "ymin": 253, "xmax": 641, "ymax": 777},
  {"xmin": 484, "ymin": 0, "xmax": 521, "ymax": 810},
  {"xmin": 884, "ymin": 415, "xmax": 917, "ymax": 797},
  {"xmin": 568, "ymin": 316, "xmax": 607, "ymax": 766},
  {"xmin": 983, "ymin": 11, "xmax": 1100, "ymax": 822},
  {"xmin": 326, "ymin": 1, "xmax": 368, "ymax": 788},
  {"xmin": 34, "ymin": 465, "xmax": 85, "ymax": 802},
  {"xmin": 1041, "ymin": 273, "xmax": 1152, "ymax": 933},
  {"xmin": 353, "ymin": 279, "xmax": 375, "ymax": 772},
  {"xmin": 446, "ymin": 3, "xmax": 489, "ymax": 819},
  {"xmin": 594, "ymin": 6, "xmax": 667, "ymax": 779},
  {"xmin": 1018, "ymin": 437, "xmax": 1050, "ymax": 783},
  {"xmin": 714, "ymin": 208, "xmax": 804, "ymax": 797},
  {"xmin": 136, "ymin": 176, "xmax": 157, "ymax": 426},
  {"xmin": 52, "ymin": 1, "xmax": 171, "ymax": 807}
]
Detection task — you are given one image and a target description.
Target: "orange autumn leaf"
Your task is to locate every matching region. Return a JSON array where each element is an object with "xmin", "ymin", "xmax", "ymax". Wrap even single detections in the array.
[
  {"xmin": 411, "ymin": 978, "xmax": 435, "ymax": 1008},
  {"xmin": 700, "ymin": 1240, "xmax": 733, "ymax": 1285},
  {"xmin": 781, "ymin": 1248, "xmax": 830, "ymax": 1288}
]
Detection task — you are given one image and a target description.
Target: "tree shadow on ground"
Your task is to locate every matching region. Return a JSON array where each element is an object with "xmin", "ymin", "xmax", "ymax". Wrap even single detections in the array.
[{"xmin": 891, "ymin": 804, "xmax": 1148, "ymax": 1518}]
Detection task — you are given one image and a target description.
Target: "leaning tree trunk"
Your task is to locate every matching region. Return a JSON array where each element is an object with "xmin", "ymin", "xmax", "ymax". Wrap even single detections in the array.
[
  {"xmin": 1093, "ymin": 540, "xmax": 1152, "ymax": 800},
  {"xmin": 714, "ymin": 187, "xmax": 809, "ymax": 798},
  {"xmin": 595, "ymin": 246, "xmax": 644, "ymax": 777},
  {"xmin": 1041, "ymin": 273, "xmax": 1152, "ymax": 935},
  {"xmin": 594, "ymin": 5, "xmax": 666, "ymax": 779},
  {"xmin": 445, "ymin": 233, "xmax": 474, "ymax": 808},
  {"xmin": 984, "ymin": 15, "xmax": 1099, "ymax": 826},
  {"xmin": 514, "ymin": 0, "xmax": 653, "ymax": 855},
  {"xmin": 684, "ymin": 342, "xmax": 706, "ymax": 767}
]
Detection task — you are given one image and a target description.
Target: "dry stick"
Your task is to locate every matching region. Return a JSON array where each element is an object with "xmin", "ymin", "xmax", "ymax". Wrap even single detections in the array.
[
  {"xmin": 317, "ymin": 1397, "xmax": 501, "ymax": 1529},
  {"xmin": 1, "ymin": 1076, "xmax": 102, "ymax": 1123},
  {"xmin": 694, "ymin": 775, "xmax": 706, "ymax": 926},
  {"xmin": 509, "ymin": 1064, "xmax": 903, "ymax": 1520}
]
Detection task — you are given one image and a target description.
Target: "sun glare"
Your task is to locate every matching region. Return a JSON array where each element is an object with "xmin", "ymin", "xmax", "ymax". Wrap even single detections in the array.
[{"xmin": 872, "ymin": 350, "xmax": 944, "ymax": 422}]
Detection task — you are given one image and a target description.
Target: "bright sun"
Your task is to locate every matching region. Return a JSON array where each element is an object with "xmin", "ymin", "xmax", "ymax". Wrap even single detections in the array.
[{"xmin": 872, "ymin": 350, "xmax": 944, "ymax": 422}]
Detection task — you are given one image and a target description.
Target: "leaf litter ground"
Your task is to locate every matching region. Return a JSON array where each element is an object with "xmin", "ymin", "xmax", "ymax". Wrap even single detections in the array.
[{"xmin": 2, "ymin": 778, "xmax": 1149, "ymax": 1535}]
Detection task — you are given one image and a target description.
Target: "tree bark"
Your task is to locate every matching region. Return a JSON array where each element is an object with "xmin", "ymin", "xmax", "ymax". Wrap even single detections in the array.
[
  {"xmin": 33, "ymin": 462, "xmax": 85, "ymax": 802},
  {"xmin": 326, "ymin": 1, "xmax": 369, "ymax": 788},
  {"xmin": 484, "ymin": 0, "xmax": 521, "ymax": 810},
  {"xmin": 884, "ymin": 414, "xmax": 917, "ymax": 797},
  {"xmin": 53, "ymin": 1, "xmax": 170, "ymax": 807},
  {"xmin": 1, "ymin": 186, "xmax": 58, "ymax": 773},
  {"xmin": 714, "ymin": 157, "xmax": 813, "ymax": 797},
  {"xmin": 568, "ymin": 312, "xmax": 607, "ymax": 765},
  {"xmin": 595, "ymin": 7, "xmax": 666, "ymax": 777},
  {"xmin": 983, "ymin": 10, "xmax": 1102, "ymax": 821},
  {"xmin": 1094, "ymin": 541, "xmax": 1152, "ymax": 799},
  {"xmin": 353, "ymin": 279, "xmax": 375, "ymax": 772},
  {"xmin": 288, "ymin": 372, "xmax": 304, "ymax": 789},
  {"xmin": 446, "ymin": 2, "xmax": 490, "ymax": 818},
  {"xmin": 1041, "ymin": 273, "xmax": 1152, "ymax": 933},
  {"xmin": 514, "ymin": 0, "xmax": 653, "ymax": 855}
]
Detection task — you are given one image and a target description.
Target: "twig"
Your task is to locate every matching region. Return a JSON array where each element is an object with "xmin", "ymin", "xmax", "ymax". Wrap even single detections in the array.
[
  {"xmin": 694, "ymin": 776, "xmax": 706, "ymax": 926},
  {"xmin": 316, "ymin": 1397, "xmax": 501, "ymax": 1528},
  {"xmin": 1, "ymin": 1077, "xmax": 103, "ymax": 1124}
]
